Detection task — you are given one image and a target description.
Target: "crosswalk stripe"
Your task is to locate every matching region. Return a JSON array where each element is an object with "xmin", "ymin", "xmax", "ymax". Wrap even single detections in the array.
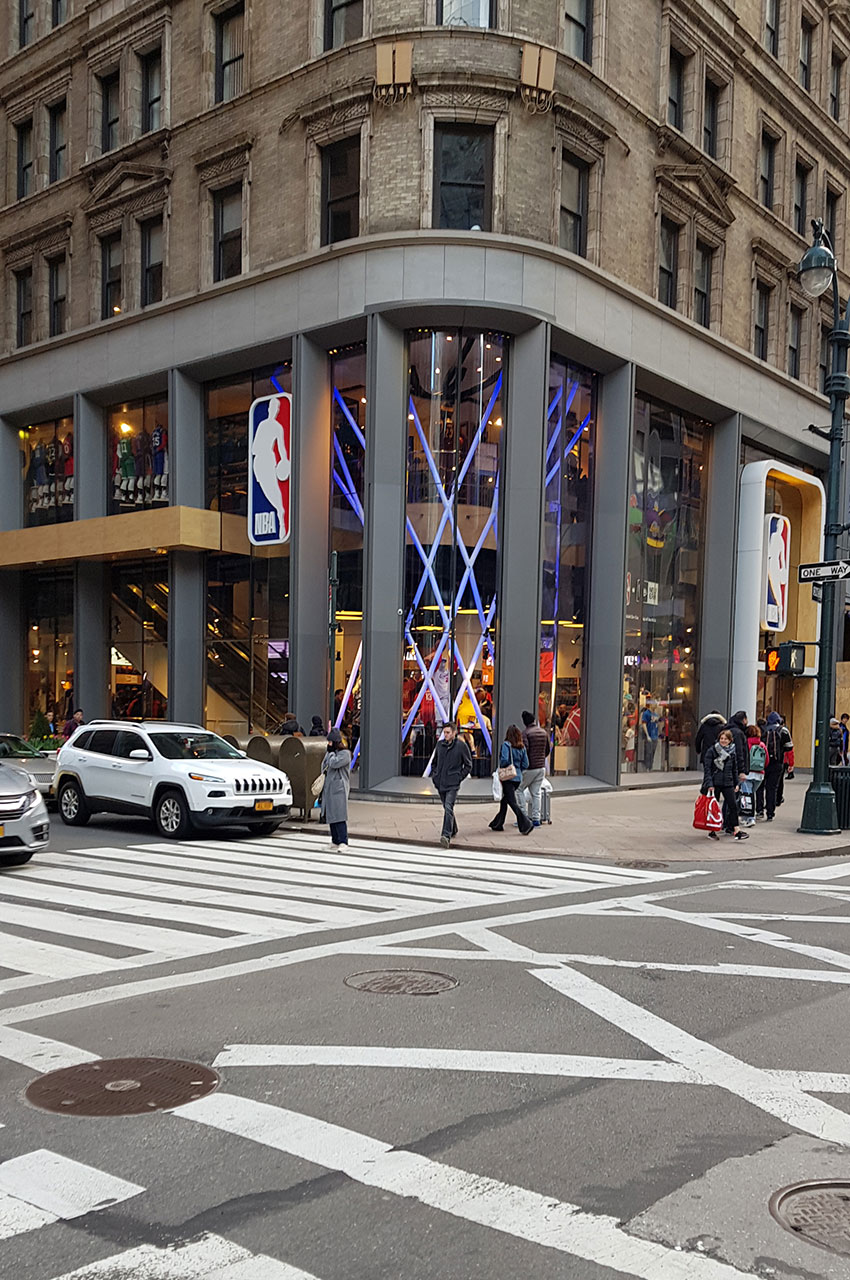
[
  {"xmin": 0, "ymin": 898, "xmax": 235, "ymax": 957},
  {"xmin": 0, "ymin": 1150, "xmax": 143, "ymax": 1240},
  {"xmin": 780, "ymin": 860, "xmax": 850, "ymax": 881},
  {"xmin": 48, "ymin": 1232, "xmax": 320, "ymax": 1278},
  {"xmin": 0, "ymin": 1025, "xmax": 100, "ymax": 1071},
  {"xmin": 0, "ymin": 932, "xmax": 136, "ymax": 980}
]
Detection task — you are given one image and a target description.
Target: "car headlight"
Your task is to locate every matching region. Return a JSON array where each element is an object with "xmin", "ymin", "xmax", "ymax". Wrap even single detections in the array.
[
  {"xmin": 24, "ymin": 789, "xmax": 40, "ymax": 809},
  {"xmin": 188, "ymin": 772, "xmax": 226, "ymax": 784}
]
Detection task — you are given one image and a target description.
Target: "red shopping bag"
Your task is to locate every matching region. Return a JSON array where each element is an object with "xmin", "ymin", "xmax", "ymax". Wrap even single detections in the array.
[{"xmin": 693, "ymin": 792, "xmax": 723, "ymax": 831}]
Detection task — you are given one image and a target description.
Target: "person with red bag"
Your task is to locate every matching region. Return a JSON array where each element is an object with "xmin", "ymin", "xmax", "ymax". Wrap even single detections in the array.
[{"xmin": 701, "ymin": 728, "xmax": 748, "ymax": 841}]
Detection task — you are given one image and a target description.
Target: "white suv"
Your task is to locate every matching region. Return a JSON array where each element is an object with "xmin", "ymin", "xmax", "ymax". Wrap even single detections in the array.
[{"xmin": 55, "ymin": 722, "xmax": 292, "ymax": 840}]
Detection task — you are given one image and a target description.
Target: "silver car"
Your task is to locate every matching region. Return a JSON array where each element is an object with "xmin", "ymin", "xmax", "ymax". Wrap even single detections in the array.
[
  {"xmin": 0, "ymin": 761, "xmax": 50, "ymax": 866},
  {"xmin": 0, "ymin": 734, "xmax": 56, "ymax": 799}
]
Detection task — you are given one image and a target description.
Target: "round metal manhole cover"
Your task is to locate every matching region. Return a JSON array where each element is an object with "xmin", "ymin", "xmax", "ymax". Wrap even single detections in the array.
[
  {"xmin": 770, "ymin": 1181, "xmax": 850, "ymax": 1256},
  {"xmin": 344, "ymin": 969, "xmax": 458, "ymax": 996},
  {"xmin": 24, "ymin": 1058, "xmax": 220, "ymax": 1117}
]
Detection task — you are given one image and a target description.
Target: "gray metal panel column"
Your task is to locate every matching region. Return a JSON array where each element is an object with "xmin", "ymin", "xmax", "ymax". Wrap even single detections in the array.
[
  {"xmin": 699, "ymin": 412, "xmax": 742, "ymax": 718},
  {"xmin": 168, "ymin": 369, "xmax": 205, "ymax": 508},
  {"xmin": 0, "ymin": 572, "xmax": 25, "ymax": 731},
  {"xmin": 168, "ymin": 551, "xmax": 206, "ymax": 724},
  {"xmin": 73, "ymin": 394, "xmax": 106, "ymax": 520},
  {"xmin": 289, "ymin": 334, "xmax": 331, "ymax": 727},
  {"xmin": 74, "ymin": 562, "xmax": 110, "ymax": 719},
  {"xmin": 0, "ymin": 417, "xmax": 23, "ymax": 531},
  {"xmin": 584, "ymin": 361, "xmax": 636, "ymax": 786},
  {"xmin": 360, "ymin": 314, "xmax": 407, "ymax": 789},
  {"xmin": 495, "ymin": 322, "xmax": 550, "ymax": 740}
]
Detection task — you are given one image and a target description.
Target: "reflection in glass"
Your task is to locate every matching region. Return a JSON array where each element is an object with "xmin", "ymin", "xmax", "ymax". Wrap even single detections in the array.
[
  {"xmin": 108, "ymin": 397, "xmax": 169, "ymax": 514},
  {"xmin": 205, "ymin": 362, "xmax": 292, "ymax": 515},
  {"xmin": 21, "ymin": 418, "xmax": 74, "ymax": 527},
  {"xmin": 402, "ymin": 330, "xmax": 505, "ymax": 776},
  {"xmin": 25, "ymin": 571, "xmax": 74, "ymax": 728},
  {"xmin": 110, "ymin": 561, "xmax": 169, "ymax": 720},
  {"xmin": 622, "ymin": 396, "xmax": 706, "ymax": 774},
  {"xmin": 539, "ymin": 358, "xmax": 595, "ymax": 775}
]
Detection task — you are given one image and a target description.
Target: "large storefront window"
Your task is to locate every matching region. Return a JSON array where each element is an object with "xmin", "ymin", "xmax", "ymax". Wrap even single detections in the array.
[
  {"xmin": 108, "ymin": 397, "xmax": 169, "ymax": 514},
  {"xmin": 206, "ymin": 363, "xmax": 292, "ymax": 514},
  {"xmin": 330, "ymin": 343, "xmax": 366, "ymax": 761},
  {"xmin": 110, "ymin": 560, "xmax": 168, "ymax": 718},
  {"xmin": 21, "ymin": 418, "xmax": 74, "ymax": 527},
  {"xmin": 25, "ymin": 571, "xmax": 74, "ymax": 729},
  {"xmin": 622, "ymin": 395, "xmax": 706, "ymax": 773},
  {"xmin": 206, "ymin": 552, "xmax": 290, "ymax": 734},
  {"xmin": 539, "ymin": 357, "xmax": 595, "ymax": 776},
  {"xmin": 402, "ymin": 329, "xmax": 505, "ymax": 775}
]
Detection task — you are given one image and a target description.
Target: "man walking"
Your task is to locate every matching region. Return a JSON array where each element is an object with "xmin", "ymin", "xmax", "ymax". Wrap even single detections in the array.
[
  {"xmin": 431, "ymin": 721, "xmax": 473, "ymax": 849},
  {"xmin": 521, "ymin": 710, "xmax": 548, "ymax": 827},
  {"xmin": 763, "ymin": 711, "xmax": 792, "ymax": 821}
]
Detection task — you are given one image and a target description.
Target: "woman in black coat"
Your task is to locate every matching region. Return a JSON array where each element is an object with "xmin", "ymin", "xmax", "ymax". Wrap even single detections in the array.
[{"xmin": 702, "ymin": 728, "xmax": 748, "ymax": 841}]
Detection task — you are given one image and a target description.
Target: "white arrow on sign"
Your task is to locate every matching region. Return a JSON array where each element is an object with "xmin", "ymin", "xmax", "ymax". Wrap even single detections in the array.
[{"xmin": 798, "ymin": 560, "xmax": 850, "ymax": 582}]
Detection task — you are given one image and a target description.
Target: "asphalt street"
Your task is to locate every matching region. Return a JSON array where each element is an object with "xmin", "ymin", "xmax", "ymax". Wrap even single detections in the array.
[{"xmin": 2, "ymin": 817, "xmax": 850, "ymax": 1278}]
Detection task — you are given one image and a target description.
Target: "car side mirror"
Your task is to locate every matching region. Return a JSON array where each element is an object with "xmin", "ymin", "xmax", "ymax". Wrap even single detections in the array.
[
  {"xmin": 239, "ymin": 750, "xmax": 248, "ymax": 757},
  {"xmin": 129, "ymin": 749, "xmax": 152, "ymax": 760}
]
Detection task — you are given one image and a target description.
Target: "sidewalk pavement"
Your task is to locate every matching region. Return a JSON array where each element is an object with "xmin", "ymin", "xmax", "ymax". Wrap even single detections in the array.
[{"xmin": 291, "ymin": 775, "xmax": 850, "ymax": 864}]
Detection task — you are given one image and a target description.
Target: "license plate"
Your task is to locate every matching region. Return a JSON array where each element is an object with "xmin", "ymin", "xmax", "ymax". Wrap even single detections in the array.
[
  {"xmin": 254, "ymin": 799, "xmax": 273, "ymax": 812},
  {"xmin": 0, "ymin": 825, "xmax": 3, "ymax": 837}
]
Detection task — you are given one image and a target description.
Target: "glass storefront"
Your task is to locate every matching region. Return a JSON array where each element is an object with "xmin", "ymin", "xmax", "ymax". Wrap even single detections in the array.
[
  {"xmin": 401, "ymin": 329, "xmax": 505, "ymax": 775},
  {"xmin": 539, "ymin": 356, "xmax": 595, "ymax": 776},
  {"xmin": 21, "ymin": 418, "xmax": 74, "ymax": 527},
  {"xmin": 205, "ymin": 362, "xmax": 292, "ymax": 514},
  {"xmin": 622, "ymin": 395, "xmax": 706, "ymax": 773},
  {"xmin": 24, "ymin": 571, "xmax": 74, "ymax": 730},
  {"xmin": 205, "ymin": 551, "xmax": 290, "ymax": 735},
  {"xmin": 110, "ymin": 560, "xmax": 169, "ymax": 718},
  {"xmin": 108, "ymin": 398, "xmax": 169, "ymax": 514},
  {"xmin": 330, "ymin": 343, "xmax": 367, "ymax": 761}
]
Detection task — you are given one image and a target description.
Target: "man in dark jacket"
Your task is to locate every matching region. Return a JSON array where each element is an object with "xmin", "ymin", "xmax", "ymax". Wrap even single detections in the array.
[
  {"xmin": 431, "ymin": 721, "xmax": 473, "ymax": 849},
  {"xmin": 694, "ymin": 711, "xmax": 726, "ymax": 759},
  {"xmin": 763, "ymin": 711, "xmax": 793, "ymax": 820},
  {"xmin": 521, "ymin": 710, "xmax": 549, "ymax": 827},
  {"xmin": 721, "ymin": 712, "xmax": 749, "ymax": 780}
]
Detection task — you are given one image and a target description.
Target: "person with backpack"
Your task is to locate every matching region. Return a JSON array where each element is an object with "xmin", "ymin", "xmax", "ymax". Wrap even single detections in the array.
[
  {"xmin": 744, "ymin": 724, "xmax": 767, "ymax": 825},
  {"xmin": 701, "ymin": 728, "xmax": 748, "ymax": 840},
  {"xmin": 762, "ymin": 712, "xmax": 793, "ymax": 821}
]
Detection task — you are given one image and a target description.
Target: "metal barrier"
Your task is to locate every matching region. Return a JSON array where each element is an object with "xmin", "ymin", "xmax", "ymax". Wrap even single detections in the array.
[
  {"xmin": 832, "ymin": 766, "xmax": 850, "ymax": 828},
  {"xmin": 280, "ymin": 737, "xmax": 327, "ymax": 819}
]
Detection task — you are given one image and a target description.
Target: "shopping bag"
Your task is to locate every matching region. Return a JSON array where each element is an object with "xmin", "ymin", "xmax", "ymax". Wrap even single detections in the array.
[
  {"xmin": 693, "ymin": 792, "xmax": 723, "ymax": 831},
  {"xmin": 491, "ymin": 771, "xmax": 502, "ymax": 801},
  {"xmin": 738, "ymin": 780, "xmax": 754, "ymax": 818}
]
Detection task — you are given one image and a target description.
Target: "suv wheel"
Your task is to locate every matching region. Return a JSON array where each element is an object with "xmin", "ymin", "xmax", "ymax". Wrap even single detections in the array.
[
  {"xmin": 155, "ymin": 788, "xmax": 193, "ymax": 840},
  {"xmin": 58, "ymin": 779, "xmax": 90, "ymax": 826}
]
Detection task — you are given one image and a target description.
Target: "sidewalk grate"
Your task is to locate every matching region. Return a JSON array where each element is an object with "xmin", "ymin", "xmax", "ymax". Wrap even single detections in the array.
[
  {"xmin": 770, "ymin": 1180, "xmax": 850, "ymax": 1255},
  {"xmin": 343, "ymin": 970, "xmax": 458, "ymax": 996},
  {"xmin": 24, "ymin": 1058, "xmax": 220, "ymax": 1117}
]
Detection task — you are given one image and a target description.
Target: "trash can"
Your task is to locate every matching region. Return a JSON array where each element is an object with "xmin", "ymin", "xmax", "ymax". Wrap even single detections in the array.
[
  {"xmin": 280, "ymin": 737, "xmax": 326, "ymax": 819},
  {"xmin": 246, "ymin": 735, "xmax": 285, "ymax": 766},
  {"xmin": 832, "ymin": 766, "xmax": 850, "ymax": 828}
]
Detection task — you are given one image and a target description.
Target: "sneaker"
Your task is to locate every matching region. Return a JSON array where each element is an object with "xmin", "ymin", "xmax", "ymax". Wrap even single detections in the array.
[
  {"xmin": 440, "ymin": 835, "xmax": 450, "ymax": 848},
  {"xmin": 533, "ymin": 820, "xmax": 541, "ymax": 828},
  {"xmin": 337, "ymin": 843, "xmax": 349, "ymax": 851},
  {"xmin": 734, "ymin": 830, "xmax": 749, "ymax": 840},
  {"xmin": 707, "ymin": 831, "xmax": 720, "ymax": 840},
  {"xmin": 766, "ymin": 815, "xmax": 774, "ymax": 822}
]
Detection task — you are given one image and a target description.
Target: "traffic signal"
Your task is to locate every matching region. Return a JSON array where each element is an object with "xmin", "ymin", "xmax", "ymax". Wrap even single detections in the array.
[{"xmin": 765, "ymin": 642, "xmax": 806, "ymax": 675}]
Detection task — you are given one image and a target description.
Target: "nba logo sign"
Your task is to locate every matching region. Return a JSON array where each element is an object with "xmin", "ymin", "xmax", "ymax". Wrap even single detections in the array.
[
  {"xmin": 248, "ymin": 393, "xmax": 292, "ymax": 546},
  {"xmin": 761, "ymin": 513, "xmax": 791, "ymax": 632}
]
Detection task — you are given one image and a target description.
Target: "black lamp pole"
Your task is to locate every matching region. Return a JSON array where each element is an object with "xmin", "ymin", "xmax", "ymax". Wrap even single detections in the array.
[{"xmin": 798, "ymin": 219, "xmax": 849, "ymax": 833}]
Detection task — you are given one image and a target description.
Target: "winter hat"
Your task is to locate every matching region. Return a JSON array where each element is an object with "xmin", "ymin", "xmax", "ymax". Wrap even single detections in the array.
[{"xmin": 766, "ymin": 711, "xmax": 782, "ymax": 727}]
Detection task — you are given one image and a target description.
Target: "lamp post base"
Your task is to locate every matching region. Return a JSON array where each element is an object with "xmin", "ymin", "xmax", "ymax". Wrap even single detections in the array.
[{"xmin": 798, "ymin": 781, "xmax": 840, "ymax": 834}]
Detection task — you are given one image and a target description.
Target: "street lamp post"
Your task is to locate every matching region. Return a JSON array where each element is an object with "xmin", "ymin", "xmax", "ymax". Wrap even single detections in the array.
[{"xmin": 797, "ymin": 219, "xmax": 849, "ymax": 834}]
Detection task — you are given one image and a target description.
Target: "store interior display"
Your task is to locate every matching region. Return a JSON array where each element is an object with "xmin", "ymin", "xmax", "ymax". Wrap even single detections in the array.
[{"xmin": 22, "ymin": 418, "xmax": 74, "ymax": 526}]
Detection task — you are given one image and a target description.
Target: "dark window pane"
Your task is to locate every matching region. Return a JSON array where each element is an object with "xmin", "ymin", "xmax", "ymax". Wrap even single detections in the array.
[
  {"xmin": 765, "ymin": 0, "xmax": 778, "ymax": 56},
  {"xmin": 214, "ymin": 186, "xmax": 242, "ymax": 281},
  {"xmin": 216, "ymin": 5, "xmax": 244, "ymax": 103},
  {"xmin": 560, "ymin": 154, "xmax": 588, "ymax": 256},
  {"xmin": 49, "ymin": 257, "xmax": 67, "ymax": 336},
  {"xmin": 52, "ymin": 0, "xmax": 67, "ymax": 26},
  {"xmin": 142, "ymin": 50, "xmax": 162, "ymax": 132},
  {"xmin": 437, "ymin": 0, "xmax": 493, "ymax": 27},
  {"xmin": 564, "ymin": 0, "xmax": 591, "ymax": 62},
  {"xmin": 326, "ymin": 0, "xmax": 363, "ymax": 50},
  {"xmin": 16, "ymin": 270, "xmax": 33, "ymax": 347},
  {"xmin": 703, "ymin": 80, "xmax": 718, "ymax": 157},
  {"xmin": 694, "ymin": 242, "xmax": 712, "ymax": 327},
  {"xmin": 88, "ymin": 730, "xmax": 118, "ymax": 756},
  {"xmin": 434, "ymin": 125, "xmax": 492, "ymax": 231},
  {"xmin": 142, "ymin": 219, "xmax": 163, "ymax": 306},
  {"xmin": 658, "ymin": 217, "xmax": 678, "ymax": 309},
  {"xmin": 668, "ymin": 48, "xmax": 684, "ymax": 130},
  {"xmin": 101, "ymin": 233, "xmax": 122, "ymax": 319},
  {"xmin": 19, "ymin": 0, "xmax": 34, "ymax": 46},
  {"xmin": 17, "ymin": 121, "xmax": 33, "ymax": 199},
  {"xmin": 321, "ymin": 136, "xmax": 360, "ymax": 245},
  {"xmin": 101, "ymin": 72, "xmax": 120, "ymax": 152},
  {"xmin": 49, "ymin": 102, "xmax": 66, "ymax": 183}
]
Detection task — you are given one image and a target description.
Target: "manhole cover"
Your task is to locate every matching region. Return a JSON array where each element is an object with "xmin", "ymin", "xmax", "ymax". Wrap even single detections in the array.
[
  {"xmin": 616, "ymin": 860, "xmax": 668, "ymax": 870},
  {"xmin": 344, "ymin": 969, "xmax": 458, "ymax": 995},
  {"xmin": 24, "ymin": 1058, "xmax": 220, "ymax": 1117},
  {"xmin": 770, "ymin": 1181, "xmax": 850, "ymax": 1256}
]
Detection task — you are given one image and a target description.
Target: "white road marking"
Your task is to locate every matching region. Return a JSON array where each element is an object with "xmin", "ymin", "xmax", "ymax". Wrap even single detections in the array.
[
  {"xmin": 0, "ymin": 897, "xmax": 246, "ymax": 957},
  {"xmin": 532, "ymin": 966, "xmax": 850, "ymax": 1143},
  {"xmin": 0, "ymin": 1026, "xmax": 99, "ymax": 1071},
  {"xmin": 0, "ymin": 1150, "xmax": 143, "ymax": 1240},
  {"xmin": 174, "ymin": 1093, "xmax": 751, "ymax": 1278},
  {"xmin": 0, "ymin": 932, "xmax": 136, "ymax": 980},
  {"xmin": 48, "ymin": 1231, "xmax": 318, "ymax": 1279},
  {"xmin": 780, "ymin": 861, "xmax": 850, "ymax": 881}
]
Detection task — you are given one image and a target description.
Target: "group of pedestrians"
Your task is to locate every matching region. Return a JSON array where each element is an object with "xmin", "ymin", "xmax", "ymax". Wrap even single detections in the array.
[{"xmin": 697, "ymin": 708, "xmax": 793, "ymax": 841}]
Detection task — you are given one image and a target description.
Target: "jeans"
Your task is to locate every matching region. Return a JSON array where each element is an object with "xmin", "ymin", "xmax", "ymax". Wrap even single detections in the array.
[
  {"xmin": 642, "ymin": 737, "xmax": 657, "ymax": 771},
  {"xmin": 492, "ymin": 781, "xmax": 533, "ymax": 833},
  {"xmin": 330, "ymin": 821, "xmax": 348, "ymax": 846},
  {"xmin": 438, "ymin": 788, "xmax": 458, "ymax": 841},
  {"xmin": 764, "ymin": 761, "xmax": 784, "ymax": 818},
  {"xmin": 521, "ymin": 767, "xmax": 546, "ymax": 822},
  {"xmin": 715, "ymin": 784, "xmax": 738, "ymax": 834}
]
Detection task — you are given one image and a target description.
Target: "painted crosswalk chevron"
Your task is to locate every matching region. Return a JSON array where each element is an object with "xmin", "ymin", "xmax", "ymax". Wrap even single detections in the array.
[
  {"xmin": 0, "ymin": 1149, "xmax": 143, "ymax": 1241},
  {"xmin": 0, "ymin": 833, "xmax": 689, "ymax": 996},
  {"xmin": 48, "ymin": 1232, "xmax": 321, "ymax": 1279}
]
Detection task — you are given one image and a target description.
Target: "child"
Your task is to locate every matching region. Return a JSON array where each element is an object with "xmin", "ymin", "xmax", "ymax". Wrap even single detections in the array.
[{"xmin": 745, "ymin": 723, "xmax": 767, "ymax": 825}]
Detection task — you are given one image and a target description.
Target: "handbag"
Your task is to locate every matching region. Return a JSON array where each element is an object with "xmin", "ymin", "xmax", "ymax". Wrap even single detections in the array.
[
  {"xmin": 693, "ymin": 791, "xmax": 723, "ymax": 831},
  {"xmin": 738, "ymin": 780, "xmax": 755, "ymax": 817},
  {"xmin": 497, "ymin": 763, "xmax": 517, "ymax": 783},
  {"xmin": 491, "ymin": 771, "xmax": 502, "ymax": 801},
  {"xmin": 310, "ymin": 772, "xmax": 325, "ymax": 798}
]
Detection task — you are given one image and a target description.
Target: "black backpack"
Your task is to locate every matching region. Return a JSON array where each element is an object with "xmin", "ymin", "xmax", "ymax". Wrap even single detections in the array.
[{"xmin": 765, "ymin": 727, "xmax": 783, "ymax": 763}]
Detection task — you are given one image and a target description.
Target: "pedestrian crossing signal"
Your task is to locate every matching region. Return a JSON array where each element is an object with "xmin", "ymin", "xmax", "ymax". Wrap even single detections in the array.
[{"xmin": 766, "ymin": 642, "xmax": 806, "ymax": 675}]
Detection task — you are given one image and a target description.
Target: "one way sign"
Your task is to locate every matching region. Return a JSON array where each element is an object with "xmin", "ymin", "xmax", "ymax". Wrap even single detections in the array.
[{"xmin": 798, "ymin": 559, "xmax": 850, "ymax": 582}]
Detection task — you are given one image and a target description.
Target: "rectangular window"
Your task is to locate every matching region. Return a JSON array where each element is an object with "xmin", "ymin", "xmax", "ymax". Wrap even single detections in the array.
[
  {"xmin": 141, "ymin": 50, "xmax": 162, "ymax": 133},
  {"xmin": 788, "ymin": 305, "xmax": 803, "ymax": 379},
  {"xmin": 765, "ymin": 0, "xmax": 779, "ymax": 57},
  {"xmin": 48, "ymin": 256, "xmax": 67, "ymax": 337},
  {"xmin": 800, "ymin": 18, "xmax": 813, "ymax": 90},
  {"xmin": 215, "ymin": 4, "xmax": 244, "ymax": 104},
  {"xmin": 831, "ymin": 52, "xmax": 843, "ymax": 121},
  {"xmin": 101, "ymin": 72, "xmax": 120, "ymax": 153},
  {"xmin": 213, "ymin": 185, "xmax": 242, "ymax": 281},
  {"xmin": 755, "ymin": 281, "xmax": 771, "ymax": 361},
  {"xmin": 658, "ymin": 217, "xmax": 679, "ymax": 309},
  {"xmin": 101, "ymin": 232, "xmax": 122, "ymax": 319},
  {"xmin": 559, "ymin": 153, "xmax": 588, "ymax": 256},
  {"xmin": 703, "ymin": 79, "xmax": 719, "ymax": 158},
  {"xmin": 321, "ymin": 136, "xmax": 360, "ymax": 246},
  {"xmin": 141, "ymin": 218, "xmax": 163, "ymax": 307},
  {"xmin": 49, "ymin": 100, "xmax": 67, "ymax": 184},
  {"xmin": 668, "ymin": 48, "xmax": 684, "ymax": 130},
  {"xmin": 694, "ymin": 241, "xmax": 713, "ymax": 328},
  {"xmin": 794, "ymin": 162, "xmax": 809, "ymax": 236},
  {"xmin": 324, "ymin": 0, "xmax": 363, "ymax": 52},
  {"xmin": 820, "ymin": 323, "xmax": 830, "ymax": 392},
  {"xmin": 437, "ymin": 0, "xmax": 494, "ymax": 27},
  {"xmin": 759, "ymin": 131, "xmax": 776, "ymax": 209},
  {"xmin": 433, "ymin": 123, "xmax": 493, "ymax": 232},
  {"xmin": 16, "ymin": 269, "xmax": 33, "ymax": 348},
  {"xmin": 52, "ymin": 0, "xmax": 67, "ymax": 25},
  {"xmin": 564, "ymin": 0, "xmax": 592, "ymax": 63},
  {"xmin": 826, "ymin": 188, "xmax": 840, "ymax": 251},
  {"xmin": 17, "ymin": 120, "xmax": 34, "ymax": 199},
  {"xmin": 19, "ymin": 0, "xmax": 34, "ymax": 47}
]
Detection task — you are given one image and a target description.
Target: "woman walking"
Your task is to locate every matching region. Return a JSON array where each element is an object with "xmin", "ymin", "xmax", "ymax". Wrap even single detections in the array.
[
  {"xmin": 702, "ymin": 727, "xmax": 748, "ymax": 841},
  {"xmin": 321, "ymin": 728, "xmax": 351, "ymax": 851},
  {"xmin": 489, "ymin": 724, "xmax": 533, "ymax": 835}
]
